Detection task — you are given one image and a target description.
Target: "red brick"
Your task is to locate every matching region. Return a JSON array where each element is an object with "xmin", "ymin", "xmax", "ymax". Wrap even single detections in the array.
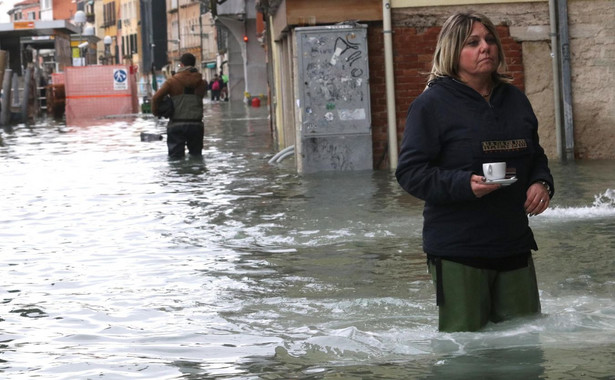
[{"xmin": 368, "ymin": 24, "xmax": 527, "ymax": 169}]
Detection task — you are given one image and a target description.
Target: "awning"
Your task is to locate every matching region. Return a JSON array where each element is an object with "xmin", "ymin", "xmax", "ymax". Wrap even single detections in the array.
[
  {"xmin": 205, "ymin": 62, "xmax": 216, "ymax": 69},
  {"xmin": 0, "ymin": 20, "xmax": 80, "ymax": 36}
]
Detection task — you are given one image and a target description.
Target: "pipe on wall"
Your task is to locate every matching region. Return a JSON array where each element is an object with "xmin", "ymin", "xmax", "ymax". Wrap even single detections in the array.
[
  {"xmin": 548, "ymin": 0, "xmax": 565, "ymax": 160},
  {"xmin": 557, "ymin": 0, "xmax": 575, "ymax": 161},
  {"xmin": 383, "ymin": 0, "xmax": 398, "ymax": 169}
]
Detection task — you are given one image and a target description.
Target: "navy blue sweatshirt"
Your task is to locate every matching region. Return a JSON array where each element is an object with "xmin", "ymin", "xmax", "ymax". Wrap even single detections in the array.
[{"xmin": 396, "ymin": 77, "xmax": 554, "ymax": 259}]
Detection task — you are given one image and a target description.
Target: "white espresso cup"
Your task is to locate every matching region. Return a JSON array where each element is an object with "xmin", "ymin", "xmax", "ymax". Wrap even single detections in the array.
[{"xmin": 483, "ymin": 162, "xmax": 506, "ymax": 180}]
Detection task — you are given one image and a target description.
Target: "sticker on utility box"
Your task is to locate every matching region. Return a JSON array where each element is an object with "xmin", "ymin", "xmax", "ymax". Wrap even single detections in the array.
[{"xmin": 113, "ymin": 69, "xmax": 128, "ymax": 90}]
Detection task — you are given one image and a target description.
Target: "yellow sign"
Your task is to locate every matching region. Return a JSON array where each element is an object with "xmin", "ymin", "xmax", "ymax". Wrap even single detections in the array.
[{"xmin": 14, "ymin": 21, "xmax": 35, "ymax": 29}]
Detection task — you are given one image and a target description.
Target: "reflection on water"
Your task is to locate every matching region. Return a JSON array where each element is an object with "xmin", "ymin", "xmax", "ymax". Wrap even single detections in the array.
[{"xmin": 1, "ymin": 103, "xmax": 614, "ymax": 379}]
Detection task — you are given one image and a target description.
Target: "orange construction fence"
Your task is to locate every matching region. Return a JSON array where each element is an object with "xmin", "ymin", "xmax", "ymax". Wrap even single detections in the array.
[{"xmin": 64, "ymin": 65, "xmax": 138, "ymax": 125}]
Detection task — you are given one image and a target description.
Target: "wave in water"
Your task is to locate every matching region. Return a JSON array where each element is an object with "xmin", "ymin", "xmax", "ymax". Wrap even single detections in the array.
[{"xmin": 545, "ymin": 188, "xmax": 615, "ymax": 219}]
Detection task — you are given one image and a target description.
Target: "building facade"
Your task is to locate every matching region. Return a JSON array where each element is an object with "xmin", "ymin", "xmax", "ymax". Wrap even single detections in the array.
[
  {"xmin": 120, "ymin": 0, "xmax": 140, "ymax": 67},
  {"xmin": 8, "ymin": 0, "xmax": 40, "ymax": 21},
  {"xmin": 261, "ymin": 0, "xmax": 615, "ymax": 171},
  {"xmin": 215, "ymin": 0, "xmax": 267, "ymax": 102},
  {"xmin": 52, "ymin": 0, "xmax": 80, "ymax": 21},
  {"xmin": 163, "ymin": 0, "xmax": 204, "ymax": 72},
  {"xmin": 100, "ymin": 0, "xmax": 119, "ymax": 64},
  {"xmin": 5, "ymin": 0, "xmax": 266, "ymax": 103}
]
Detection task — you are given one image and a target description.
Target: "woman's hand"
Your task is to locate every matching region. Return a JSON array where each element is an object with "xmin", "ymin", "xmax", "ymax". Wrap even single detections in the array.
[
  {"xmin": 525, "ymin": 182, "xmax": 550, "ymax": 216},
  {"xmin": 471, "ymin": 174, "xmax": 501, "ymax": 198}
]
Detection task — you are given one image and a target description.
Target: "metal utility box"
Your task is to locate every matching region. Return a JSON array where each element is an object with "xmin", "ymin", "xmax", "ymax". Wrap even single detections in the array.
[{"xmin": 295, "ymin": 24, "xmax": 372, "ymax": 173}]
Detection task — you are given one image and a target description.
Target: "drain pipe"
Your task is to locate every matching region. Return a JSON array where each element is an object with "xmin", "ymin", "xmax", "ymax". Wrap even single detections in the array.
[
  {"xmin": 557, "ymin": 0, "xmax": 575, "ymax": 161},
  {"xmin": 548, "ymin": 0, "xmax": 565, "ymax": 160},
  {"xmin": 268, "ymin": 145, "xmax": 295, "ymax": 165},
  {"xmin": 275, "ymin": 149, "xmax": 295, "ymax": 163},
  {"xmin": 383, "ymin": 0, "xmax": 398, "ymax": 169}
]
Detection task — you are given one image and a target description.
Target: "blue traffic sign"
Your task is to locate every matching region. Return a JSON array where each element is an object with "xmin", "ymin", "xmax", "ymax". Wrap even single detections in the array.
[{"xmin": 114, "ymin": 69, "xmax": 127, "ymax": 83}]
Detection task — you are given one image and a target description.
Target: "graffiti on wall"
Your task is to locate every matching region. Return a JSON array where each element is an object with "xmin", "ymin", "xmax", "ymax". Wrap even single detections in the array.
[{"xmin": 298, "ymin": 26, "xmax": 371, "ymax": 136}]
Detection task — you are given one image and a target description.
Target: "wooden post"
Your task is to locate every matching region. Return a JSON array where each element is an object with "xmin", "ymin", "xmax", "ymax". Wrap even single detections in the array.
[
  {"xmin": 11, "ymin": 72, "xmax": 19, "ymax": 107},
  {"xmin": 1, "ymin": 69, "xmax": 12, "ymax": 126},
  {"xmin": 0, "ymin": 50, "xmax": 7, "ymax": 93},
  {"xmin": 22, "ymin": 66, "xmax": 32, "ymax": 123},
  {"xmin": 34, "ymin": 66, "xmax": 41, "ymax": 114}
]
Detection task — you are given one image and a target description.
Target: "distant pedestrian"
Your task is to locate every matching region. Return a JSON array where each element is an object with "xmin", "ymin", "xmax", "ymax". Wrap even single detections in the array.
[
  {"xmin": 220, "ymin": 74, "xmax": 229, "ymax": 101},
  {"xmin": 152, "ymin": 53, "xmax": 207, "ymax": 158},
  {"xmin": 210, "ymin": 74, "xmax": 222, "ymax": 101}
]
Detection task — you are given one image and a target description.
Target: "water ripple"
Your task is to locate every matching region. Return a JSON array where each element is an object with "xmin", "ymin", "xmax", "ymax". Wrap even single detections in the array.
[{"xmin": 1, "ymin": 107, "xmax": 615, "ymax": 378}]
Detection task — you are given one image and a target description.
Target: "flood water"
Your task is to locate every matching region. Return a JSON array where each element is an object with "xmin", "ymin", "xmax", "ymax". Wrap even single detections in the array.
[{"xmin": 1, "ymin": 102, "xmax": 614, "ymax": 379}]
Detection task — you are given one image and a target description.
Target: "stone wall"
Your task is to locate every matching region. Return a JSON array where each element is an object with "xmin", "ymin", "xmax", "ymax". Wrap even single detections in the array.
[
  {"xmin": 383, "ymin": 0, "xmax": 615, "ymax": 162},
  {"xmin": 564, "ymin": 0, "xmax": 614, "ymax": 159}
]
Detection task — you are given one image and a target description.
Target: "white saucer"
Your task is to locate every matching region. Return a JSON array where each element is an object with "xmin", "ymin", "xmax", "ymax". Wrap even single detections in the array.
[{"xmin": 485, "ymin": 176, "xmax": 517, "ymax": 186}]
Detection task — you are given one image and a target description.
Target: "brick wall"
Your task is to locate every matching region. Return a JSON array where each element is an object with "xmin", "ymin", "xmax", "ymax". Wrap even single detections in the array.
[
  {"xmin": 368, "ymin": 23, "xmax": 524, "ymax": 170},
  {"xmin": 366, "ymin": 24, "xmax": 387, "ymax": 169}
]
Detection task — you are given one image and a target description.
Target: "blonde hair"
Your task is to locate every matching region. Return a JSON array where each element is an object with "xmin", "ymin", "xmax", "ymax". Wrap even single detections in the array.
[{"xmin": 428, "ymin": 12, "xmax": 511, "ymax": 84}]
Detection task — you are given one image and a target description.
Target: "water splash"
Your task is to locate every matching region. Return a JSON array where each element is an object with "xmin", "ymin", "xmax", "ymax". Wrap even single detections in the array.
[
  {"xmin": 593, "ymin": 188, "xmax": 615, "ymax": 208},
  {"xmin": 545, "ymin": 188, "xmax": 615, "ymax": 219}
]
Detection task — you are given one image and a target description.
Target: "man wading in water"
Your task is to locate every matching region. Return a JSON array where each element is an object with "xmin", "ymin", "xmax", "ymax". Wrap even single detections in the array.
[{"xmin": 152, "ymin": 53, "xmax": 208, "ymax": 158}]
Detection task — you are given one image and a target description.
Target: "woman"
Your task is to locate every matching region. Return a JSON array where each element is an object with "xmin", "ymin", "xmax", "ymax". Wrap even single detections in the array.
[{"xmin": 395, "ymin": 12, "xmax": 554, "ymax": 332}]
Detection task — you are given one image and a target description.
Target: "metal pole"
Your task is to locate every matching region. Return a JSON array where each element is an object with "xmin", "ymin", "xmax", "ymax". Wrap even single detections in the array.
[
  {"xmin": 144, "ymin": 0, "xmax": 154, "ymax": 97},
  {"xmin": 243, "ymin": 20, "xmax": 249, "ymax": 103},
  {"xmin": 558, "ymin": 0, "xmax": 575, "ymax": 161},
  {"xmin": 79, "ymin": 29, "xmax": 82, "ymax": 65},
  {"xmin": 383, "ymin": 0, "xmax": 398, "ymax": 169},
  {"xmin": 548, "ymin": 0, "xmax": 565, "ymax": 161}
]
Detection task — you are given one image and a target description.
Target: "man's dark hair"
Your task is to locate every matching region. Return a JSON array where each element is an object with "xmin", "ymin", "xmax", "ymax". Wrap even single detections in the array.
[{"xmin": 180, "ymin": 53, "xmax": 196, "ymax": 67}]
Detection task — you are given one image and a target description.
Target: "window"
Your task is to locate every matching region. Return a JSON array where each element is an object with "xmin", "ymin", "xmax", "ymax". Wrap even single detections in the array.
[
  {"xmin": 104, "ymin": 2, "xmax": 116, "ymax": 28},
  {"xmin": 131, "ymin": 34, "xmax": 138, "ymax": 54}
]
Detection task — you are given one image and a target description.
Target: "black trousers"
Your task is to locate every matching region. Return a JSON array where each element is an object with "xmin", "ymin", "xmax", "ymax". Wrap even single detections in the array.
[{"xmin": 166, "ymin": 122, "xmax": 204, "ymax": 158}]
